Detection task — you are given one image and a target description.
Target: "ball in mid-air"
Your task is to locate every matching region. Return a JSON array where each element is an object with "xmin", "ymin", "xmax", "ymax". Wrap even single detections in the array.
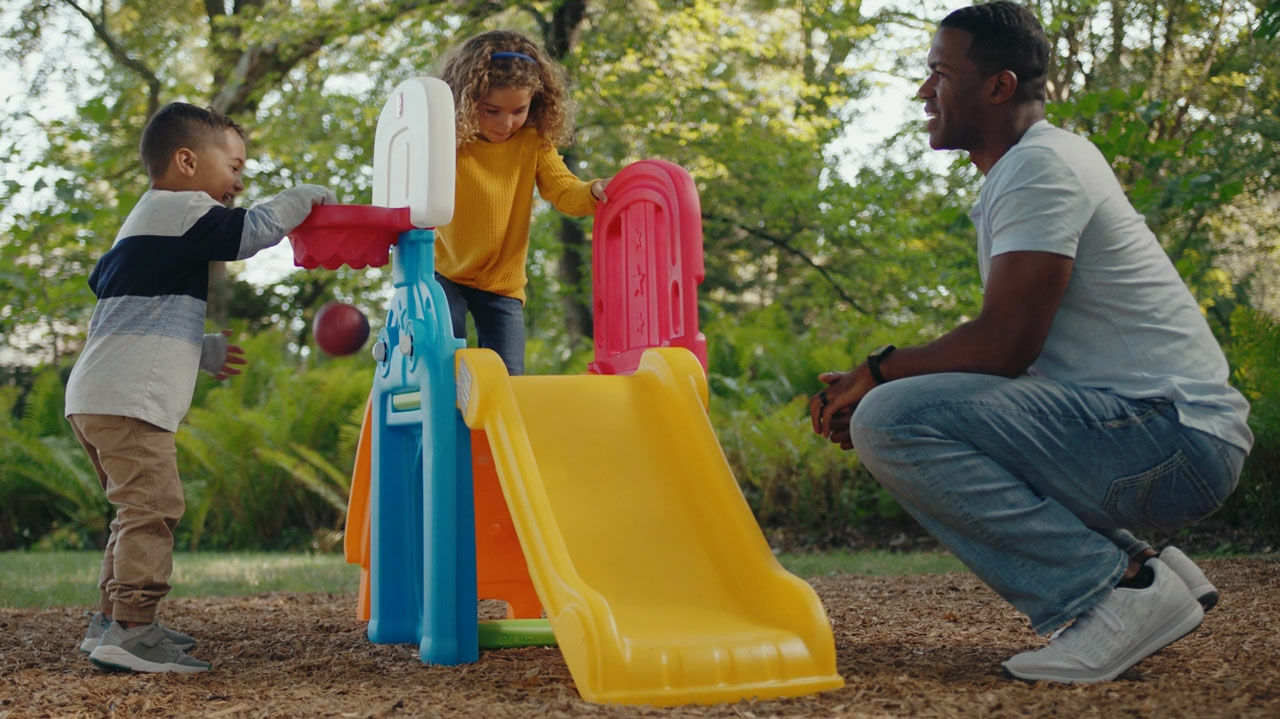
[{"xmin": 314, "ymin": 301, "xmax": 370, "ymax": 356}]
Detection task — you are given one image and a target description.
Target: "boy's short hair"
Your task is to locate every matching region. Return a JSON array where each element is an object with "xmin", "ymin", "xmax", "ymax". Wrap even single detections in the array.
[
  {"xmin": 139, "ymin": 102, "xmax": 245, "ymax": 179},
  {"xmin": 941, "ymin": 1, "xmax": 1051, "ymax": 104}
]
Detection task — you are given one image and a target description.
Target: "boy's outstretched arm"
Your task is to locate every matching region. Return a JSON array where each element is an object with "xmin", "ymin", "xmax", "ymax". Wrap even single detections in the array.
[{"xmin": 238, "ymin": 184, "xmax": 337, "ymax": 258}]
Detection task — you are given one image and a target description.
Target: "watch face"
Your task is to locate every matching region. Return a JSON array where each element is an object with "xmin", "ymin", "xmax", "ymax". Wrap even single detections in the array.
[{"xmin": 870, "ymin": 344, "xmax": 894, "ymax": 358}]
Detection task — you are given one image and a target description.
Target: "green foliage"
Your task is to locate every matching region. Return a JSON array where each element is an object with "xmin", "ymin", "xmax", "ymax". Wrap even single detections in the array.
[
  {"xmin": 0, "ymin": 331, "xmax": 370, "ymax": 552},
  {"xmin": 177, "ymin": 330, "xmax": 369, "ymax": 550},
  {"xmin": 704, "ymin": 305, "xmax": 945, "ymax": 548},
  {"xmin": 714, "ymin": 392, "xmax": 902, "ymax": 548},
  {"xmin": 571, "ymin": 1, "xmax": 883, "ymax": 318},
  {"xmin": 0, "ymin": 370, "xmax": 107, "ymax": 549},
  {"xmin": 1037, "ymin": 0, "xmax": 1280, "ymax": 330},
  {"xmin": 1220, "ymin": 307, "xmax": 1280, "ymax": 544}
]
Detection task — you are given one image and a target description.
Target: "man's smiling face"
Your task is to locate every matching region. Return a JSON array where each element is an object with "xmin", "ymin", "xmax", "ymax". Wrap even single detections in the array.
[{"xmin": 917, "ymin": 26, "xmax": 989, "ymax": 153}]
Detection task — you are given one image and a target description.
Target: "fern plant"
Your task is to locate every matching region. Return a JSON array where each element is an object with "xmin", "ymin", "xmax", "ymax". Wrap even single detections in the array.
[
  {"xmin": 1221, "ymin": 306, "xmax": 1280, "ymax": 545},
  {"xmin": 0, "ymin": 370, "xmax": 109, "ymax": 549},
  {"xmin": 176, "ymin": 329, "xmax": 370, "ymax": 550},
  {"xmin": 704, "ymin": 309, "xmax": 926, "ymax": 549},
  {"xmin": 0, "ymin": 330, "xmax": 373, "ymax": 551}
]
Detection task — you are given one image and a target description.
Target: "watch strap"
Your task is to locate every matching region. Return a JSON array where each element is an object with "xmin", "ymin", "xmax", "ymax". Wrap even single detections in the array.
[{"xmin": 867, "ymin": 344, "xmax": 895, "ymax": 385}]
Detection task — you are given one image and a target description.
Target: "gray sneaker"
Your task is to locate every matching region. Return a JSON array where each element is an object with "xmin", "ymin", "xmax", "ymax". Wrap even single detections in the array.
[
  {"xmin": 1158, "ymin": 546, "xmax": 1219, "ymax": 611},
  {"xmin": 88, "ymin": 621, "xmax": 211, "ymax": 674},
  {"xmin": 80, "ymin": 611, "xmax": 196, "ymax": 653},
  {"xmin": 1002, "ymin": 558, "xmax": 1203, "ymax": 683}
]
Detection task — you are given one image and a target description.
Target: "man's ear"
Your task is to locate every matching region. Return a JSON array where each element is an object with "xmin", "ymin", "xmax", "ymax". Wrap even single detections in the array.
[
  {"xmin": 987, "ymin": 69, "xmax": 1019, "ymax": 104},
  {"xmin": 173, "ymin": 147, "xmax": 198, "ymax": 177}
]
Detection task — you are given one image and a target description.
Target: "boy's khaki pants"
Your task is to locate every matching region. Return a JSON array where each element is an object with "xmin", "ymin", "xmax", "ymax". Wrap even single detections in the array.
[{"xmin": 68, "ymin": 414, "xmax": 184, "ymax": 625}]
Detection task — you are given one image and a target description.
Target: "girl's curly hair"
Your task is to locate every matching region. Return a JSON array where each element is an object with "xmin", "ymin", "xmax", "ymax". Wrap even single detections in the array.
[{"xmin": 438, "ymin": 30, "xmax": 575, "ymax": 149}]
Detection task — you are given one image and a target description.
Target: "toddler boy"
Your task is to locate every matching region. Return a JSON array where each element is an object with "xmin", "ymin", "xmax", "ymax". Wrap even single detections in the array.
[{"xmin": 66, "ymin": 102, "xmax": 335, "ymax": 673}]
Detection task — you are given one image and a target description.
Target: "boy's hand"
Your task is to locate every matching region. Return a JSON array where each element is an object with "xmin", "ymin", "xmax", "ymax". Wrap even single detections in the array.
[
  {"xmin": 591, "ymin": 178, "xmax": 611, "ymax": 203},
  {"xmin": 213, "ymin": 329, "xmax": 247, "ymax": 381},
  {"xmin": 295, "ymin": 184, "xmax": 338, "ymax": 206},
  {"xmin": 215, "ymin": 343, "xmax": 247, "ymax": 380},
  {"xmin": 257, "ymin": 185, "xmax": 338, "ymax": 238}
]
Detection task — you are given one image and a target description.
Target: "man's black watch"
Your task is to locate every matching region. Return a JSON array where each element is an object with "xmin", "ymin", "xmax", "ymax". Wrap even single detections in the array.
[{"xmin": 867, "ymin": 344, "xmax": 896, "ymax": 385}]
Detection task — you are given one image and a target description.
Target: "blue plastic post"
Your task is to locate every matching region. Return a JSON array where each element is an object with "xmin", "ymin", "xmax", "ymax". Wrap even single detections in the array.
[
  {"xmin": 366, "ymin": 228, "xmax": 478, "ymax": 664},
  {"xmin": 367, "ymin": 387, "xmax": 423, "ymax": 644}
]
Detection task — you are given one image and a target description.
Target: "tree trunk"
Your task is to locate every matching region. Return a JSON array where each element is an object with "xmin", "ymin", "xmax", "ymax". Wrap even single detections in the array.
[
  {"xmin": 556, "ymin": 181, "xmax": 593, "ymax": 342},
  {"xmin": 540, "ymin": 0, "xmax": 593, "ymax": 348},
  {"xmin": 207, "ymin": 261, "xmax": 231, "ymax": 326}
]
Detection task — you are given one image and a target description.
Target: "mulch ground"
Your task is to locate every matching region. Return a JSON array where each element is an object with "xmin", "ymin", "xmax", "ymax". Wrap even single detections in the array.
[{"xmin": 2, "ymin": 556, "xmax": 1277, "ymax": 718}]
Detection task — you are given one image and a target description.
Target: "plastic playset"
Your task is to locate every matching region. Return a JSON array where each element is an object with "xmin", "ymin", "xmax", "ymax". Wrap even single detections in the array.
[{"xmin": 286, "ymin": 76, "xmax": 843, "ymax": 707}]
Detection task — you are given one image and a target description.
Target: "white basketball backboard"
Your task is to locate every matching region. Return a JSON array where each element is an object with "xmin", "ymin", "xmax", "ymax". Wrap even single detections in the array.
[{"xmin": 372, "ymin": 76, "xmax": 455, "ymax": 228}]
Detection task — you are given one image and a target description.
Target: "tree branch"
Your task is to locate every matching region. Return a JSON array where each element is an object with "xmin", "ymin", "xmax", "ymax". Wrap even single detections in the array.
[
  {"xmin": 60, "ymin": 0, "xmax": 162, "ymax": 117},
  {"xmin": 701, "ymin": 212, "xmax": 869, "ymax": 314},
  {"xmin": 519, "ymin": 3, "xmax": 551, "ymax": 40},
  {"xmin": 1163, "ymin": 0, "xmax": 1231, "ymax": 143},
  {"xmin": 209, "ymin": 0, "xmax": 439, "ymax": 116}
]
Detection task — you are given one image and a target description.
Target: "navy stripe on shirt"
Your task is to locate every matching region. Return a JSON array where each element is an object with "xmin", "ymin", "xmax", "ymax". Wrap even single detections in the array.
[{"xmin": 88, "ymin": 205, "xmax": 247, "ymax": 300}]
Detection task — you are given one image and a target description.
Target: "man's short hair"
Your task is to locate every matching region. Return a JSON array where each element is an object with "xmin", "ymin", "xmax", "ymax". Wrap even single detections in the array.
[
  {"xmin": 941, "ymin": 2, "xmax": 1051, "ymax": 104},
  {"xmin": 139, "ymin": 102, "xmax": 245, "ymax": 179}
]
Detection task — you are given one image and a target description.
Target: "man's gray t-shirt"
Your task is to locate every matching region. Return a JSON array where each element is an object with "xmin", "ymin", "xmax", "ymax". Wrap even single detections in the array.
[{"xmin": 968, "ymin": 120, "xmax": 1252, "ymax": 451}]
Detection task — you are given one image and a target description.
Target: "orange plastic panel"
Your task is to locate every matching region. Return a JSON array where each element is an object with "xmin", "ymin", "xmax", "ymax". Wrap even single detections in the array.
[
  {"xmin": 346, "ymin": 399, "xmax": 539, "ymax": 622},
  {"xmin": 473, "ymin": 429, "xmax": 543, "ymax": 619},
  {"xmin": 343, "ymin": 394, "xmax": 375, "ymax": 621}
]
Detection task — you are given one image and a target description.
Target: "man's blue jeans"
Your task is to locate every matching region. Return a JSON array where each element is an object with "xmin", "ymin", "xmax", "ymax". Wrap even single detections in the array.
[
  {"xmin": 436, "ymin": 274, "xmax": 525, "ymax": 376},
  {"xmin": 849, "ymin": 373, "xmax": 1245, "ymax": 634}
]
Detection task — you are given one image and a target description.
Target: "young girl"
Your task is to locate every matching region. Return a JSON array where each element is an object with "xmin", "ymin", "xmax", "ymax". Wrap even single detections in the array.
[{"xmin": 436, "ymin": 29, "xmax": 610, "ymax": 375}]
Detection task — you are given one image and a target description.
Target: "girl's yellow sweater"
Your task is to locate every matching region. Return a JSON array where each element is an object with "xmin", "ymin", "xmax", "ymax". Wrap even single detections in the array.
[{"xmin": 436, "ymin": 127, "xmax": 598, "ymax": 303}]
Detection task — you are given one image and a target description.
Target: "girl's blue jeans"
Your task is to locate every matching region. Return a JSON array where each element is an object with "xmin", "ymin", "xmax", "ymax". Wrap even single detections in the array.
[
  {"xmin": 436, "ymin": 274, "xmax": 526, "ymax": 376},
  {"xmin": 849, "ymin": 372, "xmax": 1245, "ymax": 634}
]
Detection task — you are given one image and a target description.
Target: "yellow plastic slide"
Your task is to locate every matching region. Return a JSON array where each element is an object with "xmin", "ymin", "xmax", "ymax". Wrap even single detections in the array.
[{"xmin": 455, "ymin": 347, "xmax": 843, "ymax": 706}]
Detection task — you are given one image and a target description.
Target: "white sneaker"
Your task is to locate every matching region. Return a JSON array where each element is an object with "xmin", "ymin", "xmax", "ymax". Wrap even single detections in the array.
[
  {"xmin": 1002, "ymin": 558, "xmax": 1204, "ymax": 683},
  {"xmin": 1158, "ymin": 546, "xmax": 1219, "ymax": 611}
]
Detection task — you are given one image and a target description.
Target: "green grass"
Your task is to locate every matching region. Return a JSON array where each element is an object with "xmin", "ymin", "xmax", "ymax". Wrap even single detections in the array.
[
  {"xmin": 777, "ymin": 549, "xmax": 965, "ymax": 578},
  {"xmin": 0, "ymin": 550, "xmax": 361, "ymax": 609},
  {"xmin": 0, "ymin": 549, "xmax": 965, "ymax": 610}
]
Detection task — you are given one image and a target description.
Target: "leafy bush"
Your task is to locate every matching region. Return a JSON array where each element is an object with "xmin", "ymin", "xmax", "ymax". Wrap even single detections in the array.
[
  {"xmin": 1219, "ymin": 307, "xmax": 1280, "ymax": 545},
  {"xmin": 177, "ymin": 330, "xmax": 369, "ymax": 550},
  {"xmin": 5, "ymin": 304, "xmax": 1273, "ymax": 553},
  {"xmin": 0, "ymin": 369, "xmax": 108, "ymax": 549},
  {"xmin": 713, "ymin": 394, "xmax": 903, "ymax": 549},
  {"xmin": 0, "ymin": 330, "xmax": 371, "ymax": 551},
  {"xmin": 704, "ymin": 306, "xmax": 930, "ymax": 549}
]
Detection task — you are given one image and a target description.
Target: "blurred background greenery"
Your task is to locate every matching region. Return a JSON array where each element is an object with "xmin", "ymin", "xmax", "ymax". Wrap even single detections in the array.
[
  {"xmin": 2, "ymin": 0, "xmax": 1276, "ymax": 555},
  {"xmin": 0, "ymin": 549, "xmax": 968, "ymax": 609}
]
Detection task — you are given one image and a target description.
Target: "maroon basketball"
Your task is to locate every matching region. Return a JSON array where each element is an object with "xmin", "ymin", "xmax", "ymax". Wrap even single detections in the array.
[{"xmin": 314, "ymin": 301, "xmax": 370, "ymax": 356}]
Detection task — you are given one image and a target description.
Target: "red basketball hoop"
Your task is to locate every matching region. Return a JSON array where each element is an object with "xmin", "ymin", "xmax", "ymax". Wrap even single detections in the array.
[{"xmin": 287, "ymin": 205, "xmax": 416, "ymax": 270}]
